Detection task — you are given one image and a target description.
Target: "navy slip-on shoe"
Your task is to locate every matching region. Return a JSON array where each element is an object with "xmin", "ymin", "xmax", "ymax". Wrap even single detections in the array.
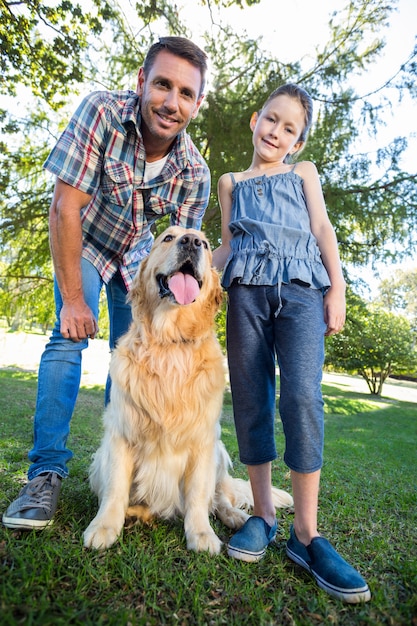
[
  {"xmin": 227, "ymin": 516, "xmax": 278, "ymax": 563},
  {"xmin": 286, "ymin": 525, "xmax": 371, "ymax": 603}
]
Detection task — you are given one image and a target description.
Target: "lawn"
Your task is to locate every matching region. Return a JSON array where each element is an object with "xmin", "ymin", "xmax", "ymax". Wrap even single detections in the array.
[{"xmin": 0, "ymin": 368, "xmax": 416, "ymax": 625}]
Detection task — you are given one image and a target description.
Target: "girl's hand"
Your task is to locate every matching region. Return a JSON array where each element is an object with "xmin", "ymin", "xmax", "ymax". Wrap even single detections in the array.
[{"xmin": 323, "ymin": 286, "xmax": 346, "ymax": 336}]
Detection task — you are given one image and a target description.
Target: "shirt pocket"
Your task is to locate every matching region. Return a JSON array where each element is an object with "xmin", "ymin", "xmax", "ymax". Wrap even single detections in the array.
[{"xmin": 101, "ymin": 158, "xmax": 134, "ymax": 208}]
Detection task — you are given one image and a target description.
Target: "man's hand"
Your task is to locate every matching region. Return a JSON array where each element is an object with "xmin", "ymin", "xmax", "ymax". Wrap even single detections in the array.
[{"xmin": 60, "ymin": 300, "xmax": 99, "ymax": 342}]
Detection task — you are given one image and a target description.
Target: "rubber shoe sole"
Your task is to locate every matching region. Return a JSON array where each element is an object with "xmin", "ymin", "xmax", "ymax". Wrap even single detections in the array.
[{"xmin": 2, "ymin": 515, "xmax": 54, "ymax": 530}]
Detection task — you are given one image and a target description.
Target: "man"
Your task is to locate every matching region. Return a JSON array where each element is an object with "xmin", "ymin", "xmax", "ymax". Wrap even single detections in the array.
[{"xmin": 3, "ymin": 36, "xmax": 210, "ymax": 530}]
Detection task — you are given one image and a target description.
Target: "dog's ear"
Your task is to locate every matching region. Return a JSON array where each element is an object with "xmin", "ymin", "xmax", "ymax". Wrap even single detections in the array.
[{"xmin": 128, "ymin": 256, "xmax": 149, "ymax": 315}]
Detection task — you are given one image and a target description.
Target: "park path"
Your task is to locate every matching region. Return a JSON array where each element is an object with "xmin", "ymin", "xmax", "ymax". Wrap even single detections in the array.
[
  {"xmin": 0, "ymin": 329, "xmax": 110, "ymax": 388},
  {"xmin": 1, "ymin": 329, "xmax": 417, "ymax": 403}
]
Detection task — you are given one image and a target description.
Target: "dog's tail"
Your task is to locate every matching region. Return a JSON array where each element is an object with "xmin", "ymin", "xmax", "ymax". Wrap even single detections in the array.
[
  {"xmin": 220, "ymin": 474, "xmax": 293, "ymax": 510},
  {"xmin": 215, "ymin": 439, "xmax": 294, "ymax": 511}
]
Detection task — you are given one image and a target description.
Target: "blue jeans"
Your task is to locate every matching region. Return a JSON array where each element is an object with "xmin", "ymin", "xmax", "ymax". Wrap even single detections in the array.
[
  {"xmin": 226, "ymin": 281, "xmax": 326, "ymax": 473},
  {"xmin": 28, "ymin": 259, "xmax": 132, "ymax": 480}
]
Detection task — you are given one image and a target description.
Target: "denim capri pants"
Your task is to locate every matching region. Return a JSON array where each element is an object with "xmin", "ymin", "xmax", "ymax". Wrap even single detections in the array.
[{"xmin": 226, "ymin": 281, "xmax": 326, "ymax": 473}]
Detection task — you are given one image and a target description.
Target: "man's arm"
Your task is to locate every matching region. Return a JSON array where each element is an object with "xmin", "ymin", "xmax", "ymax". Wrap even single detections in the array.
[{"xmin": 49, "ymin": 178, "xmax": 98, "ymax": 342}]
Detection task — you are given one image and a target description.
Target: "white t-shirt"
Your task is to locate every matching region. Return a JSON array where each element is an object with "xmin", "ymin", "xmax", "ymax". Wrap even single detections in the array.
[{"xmin": 143, "ymin": 155, "xmax": 169, "ymax": 182}]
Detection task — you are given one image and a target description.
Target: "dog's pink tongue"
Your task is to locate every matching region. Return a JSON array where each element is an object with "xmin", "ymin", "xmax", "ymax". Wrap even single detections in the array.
[{"xmin": 168, "ymin": 272, "xmax": 200, "ymax": 305}]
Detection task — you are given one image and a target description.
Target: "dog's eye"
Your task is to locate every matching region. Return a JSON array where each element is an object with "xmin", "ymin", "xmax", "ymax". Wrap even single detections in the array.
[{"xmin": 163, "ymin": 235, "xmax": 174, "ymax": 242}]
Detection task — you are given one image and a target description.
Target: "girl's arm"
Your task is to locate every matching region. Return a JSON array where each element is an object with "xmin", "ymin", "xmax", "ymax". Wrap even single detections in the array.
[
  {"xmin": 212, "ymin": 173, "xmax": 234, "ymax": 270},
  {"xmin": 297, "ymin": 161, "xmax": 346, "ymax": 336}
]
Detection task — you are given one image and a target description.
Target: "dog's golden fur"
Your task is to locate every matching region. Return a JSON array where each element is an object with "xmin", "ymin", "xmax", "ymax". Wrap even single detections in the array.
[{"xmin": 84, "ymin": 226, "xmax": 293, "ymax": 553}]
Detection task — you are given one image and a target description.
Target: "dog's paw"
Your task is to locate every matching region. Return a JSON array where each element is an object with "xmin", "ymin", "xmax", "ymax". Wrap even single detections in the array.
[
  {"xmin": 186, "ymin": 530, "xmax": 222, "ymax": 555},
  {"xmin": 83, "ymin": 521, "xmax": 121, "ymax": 550},
  {"xmin": 216, "ymin": 506, "xmax": 249, "ymax": 530}
]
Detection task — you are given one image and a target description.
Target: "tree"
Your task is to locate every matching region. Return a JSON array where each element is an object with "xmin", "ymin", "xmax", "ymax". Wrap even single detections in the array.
[
  {"xmin": 1, "ymin": 0, "xmax": 417, "ymax": 329},
  {"xmin": 0, "ymin": 0, "xmax": 114, "ymax": 107},
  {"xmin": 376, "ymin": 268, "xmax": 417, "ymax": 327},
  {"xmin": 326, "ymin": 293, "xmax": 417, "ymax": 395}
]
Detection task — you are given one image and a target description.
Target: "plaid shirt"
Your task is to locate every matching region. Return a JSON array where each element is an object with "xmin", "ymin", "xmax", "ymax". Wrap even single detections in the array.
[{"xmin": 43, "ymin": 90, "xmax": 210, "ymax": 289}]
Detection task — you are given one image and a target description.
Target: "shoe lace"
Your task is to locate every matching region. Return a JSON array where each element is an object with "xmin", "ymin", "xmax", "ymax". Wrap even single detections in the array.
[{"xmin": 20, "ymin": 474, "xmax": 56, "ymax": 511}]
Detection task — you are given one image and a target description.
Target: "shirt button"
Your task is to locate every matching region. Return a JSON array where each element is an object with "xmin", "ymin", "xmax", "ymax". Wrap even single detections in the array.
[{"xmin": 139, "ymin": 152, "xmax": 145, "ymax": 160}]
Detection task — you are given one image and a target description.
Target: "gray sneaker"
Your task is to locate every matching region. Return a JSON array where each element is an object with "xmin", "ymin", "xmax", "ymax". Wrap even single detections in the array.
[{"xmin": 2, "ymin": 472, "xmax": 62, "ymax": 530}]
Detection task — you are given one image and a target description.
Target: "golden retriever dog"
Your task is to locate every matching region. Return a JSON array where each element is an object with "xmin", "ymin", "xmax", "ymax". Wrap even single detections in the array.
[{"xmin": 84, "ymin": 226, "xmax": 293, "ymax": 554}]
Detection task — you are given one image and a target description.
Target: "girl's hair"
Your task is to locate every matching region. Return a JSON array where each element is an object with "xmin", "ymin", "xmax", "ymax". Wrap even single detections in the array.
[
  {"xmin": 143, "ymin": 36, "xmax": 208, "ymax": 97},
  {"xmin": 262, "ymin": 84, "xmax": 313, "ymax": 159}
]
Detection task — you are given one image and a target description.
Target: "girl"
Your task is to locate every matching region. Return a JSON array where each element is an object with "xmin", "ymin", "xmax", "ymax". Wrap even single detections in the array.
[{"xmin": 212, "ymin": 84, "xmax": 370, "ymax": 604}]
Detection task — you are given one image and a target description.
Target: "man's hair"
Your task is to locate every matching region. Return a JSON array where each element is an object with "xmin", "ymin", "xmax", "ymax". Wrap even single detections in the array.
[{"xmin": 143, "ymin": 36, "xmax": 208, "ymax": 97}]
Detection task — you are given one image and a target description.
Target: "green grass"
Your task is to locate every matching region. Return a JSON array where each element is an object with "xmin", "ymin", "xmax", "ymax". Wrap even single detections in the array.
[{"xmin": 0, "ymin": 368, "xmax": 416, "ymax": 625}]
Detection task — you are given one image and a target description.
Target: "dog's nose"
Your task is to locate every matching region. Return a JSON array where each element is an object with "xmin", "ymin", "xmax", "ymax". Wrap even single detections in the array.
[{"xmin": 179, "ymin": 234, "xmax": 202, "ymax": 249}]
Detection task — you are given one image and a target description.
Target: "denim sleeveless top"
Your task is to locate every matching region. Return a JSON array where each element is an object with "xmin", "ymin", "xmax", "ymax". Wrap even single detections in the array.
[{"xmin": 221, "ymin": 169, "xmax": 331, "ymax": 290}]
